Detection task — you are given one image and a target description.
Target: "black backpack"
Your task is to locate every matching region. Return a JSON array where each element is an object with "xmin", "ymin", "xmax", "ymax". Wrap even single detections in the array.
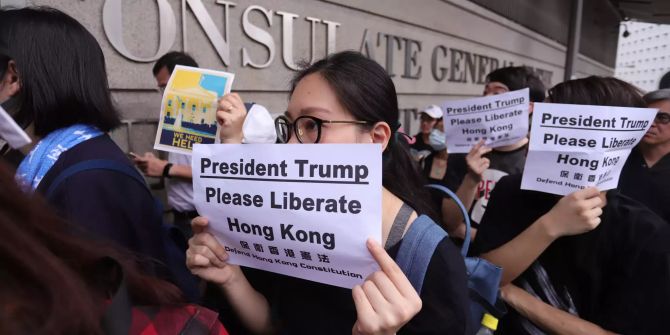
[{"xmin": 45, "ymin": 159, "xmax": 200, "ymax": 302}]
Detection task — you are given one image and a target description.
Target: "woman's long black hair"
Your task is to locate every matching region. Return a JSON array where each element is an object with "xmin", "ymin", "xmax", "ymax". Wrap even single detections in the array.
[
  {"xmin": 290, "ymin": 51, "xmax": 438, "ymax": 219},
  {"xmin": 0, "ymin": 7, "xmax": 120, "ymax": 136}
]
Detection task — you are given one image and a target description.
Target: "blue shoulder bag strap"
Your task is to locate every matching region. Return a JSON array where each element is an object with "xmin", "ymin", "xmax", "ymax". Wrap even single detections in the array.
[
  {"xmin": 45, "ymin": 159, "xmax": 148, "ymax": 199},
  {"xmin": 395, "ymin": 215, "xmax": 447, "ymax": 294},
  {"xmin": 425, "ymin": 183, "xmax": 506, "ymax": 325},
  {"xmin": 425, "ymin": 184, "xmax": 471, "ymax": 257},
  {"xmin": 395, "ymin": 184, "xmax": 472, "ymax": 294}
]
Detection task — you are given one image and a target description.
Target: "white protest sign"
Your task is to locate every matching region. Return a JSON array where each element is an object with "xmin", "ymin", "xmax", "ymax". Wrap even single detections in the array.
[
  {"xmin": 0, "ymin": 104, "xmax": 31, "ymax": 149},
  {"xmin": 441, "ymin": 88, "xmax": 529, "ymax": 153},
  {"xmin": 521, "ymin": 103, "xmax": 657, "ymax": 195},
  {"xmin": 192, "ymin": 144, "xmax": 382, "ymax": 289}
]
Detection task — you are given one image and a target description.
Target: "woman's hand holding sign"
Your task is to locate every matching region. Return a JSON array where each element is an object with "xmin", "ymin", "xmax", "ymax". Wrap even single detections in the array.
[
  {"xmin": 483, "ymin": 187, "xmax": 606, "ymax": 285},
  {"xmin": 216, "ymin": 93, "xmax": 247, "ymax": 144},
  {"xmin": 186, "ymin": 216, "xmax": 241, "ymax": 286},
  {"xmin": 541, "ymin": 187, "xmax": 605, "ymax": 239},
  {"xmin": 440, "ymin": 139, "xmax": 491, "ymax": 239},
  {"xmin": 352, "ymin": 239, "xmax": 422, "ymax": 335},
  {"xmin": 187, "ymin": 216, "xmax": 274, "ymax": 334}
]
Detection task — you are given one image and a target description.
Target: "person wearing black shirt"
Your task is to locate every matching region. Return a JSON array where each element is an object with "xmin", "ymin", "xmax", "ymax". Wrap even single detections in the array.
[
  {"xmin": 411, "ymin": 105, "xmax": 443, "ymax": 155},
  {"xmin": 475, "ymin": 77, "xmax": 670, "ymax": 334},
  {"xmin": 440, "ymin": 66, "xmax": 545, "ymax": 239},
  {"xmin": 0, "ymin": 8, "xmax": 168, "ymax": 268},
  {"xmin": 619, "ymin": 89, "xmax": 670, "ymax": 223},
  {"xmin": 476, "ymin": 174, "xmax": 670, "ymax": 334}
]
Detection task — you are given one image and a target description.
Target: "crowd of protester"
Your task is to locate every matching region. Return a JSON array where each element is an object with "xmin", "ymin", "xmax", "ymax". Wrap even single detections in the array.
[{"xmin": 1, "ymin": 6, "xmax": 670, "ymax": 335}]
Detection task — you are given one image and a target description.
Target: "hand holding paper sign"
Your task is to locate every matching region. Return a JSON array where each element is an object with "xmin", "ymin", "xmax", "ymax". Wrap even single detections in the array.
[
  {"xmin": 465, "ymin": 139, "xmax": 492, "ymax": 182},
  {"xmin": 192, "ymin": 144, "xmax": 382, "ymax": 289},
  {"xmin": 154, "ymin": 65, "xmax": 235, "ymax": 154},
  {"xmin": 540, "ymin": 187, "xmax": 604, "ymax": 239},
  {"xmin": 186, "ymin": 216, "xmax": 241, "ymax": 284},
  {"xmin": 521, "ymin": 103, "xmax": 657, "ymax": 195},
  {"xmin": 187, "ymin": 216, "xmax": 274, "ymax": 334},
  {"xmin": 441, "ymin": 88, "xmax": 530, "ymax": 153},
  {"xmin": 352, "ymin": 239, "xmax": 422, "ymax": 335},
  {"xmin": 216, "ymin": 93, "xmax": 247, "ymax": 144}
]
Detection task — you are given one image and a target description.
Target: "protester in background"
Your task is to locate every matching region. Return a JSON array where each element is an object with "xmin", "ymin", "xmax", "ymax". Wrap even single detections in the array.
[
  {"xmin": 0, "ymin": 7, "xmax": 168, "ymax": 271},
  {"xmin": 418, "ymin": 109, "xmax": 450, "ymax": 214},
  {"xmin": 133, "ymin": 52, "xmax": 201, "ymax": 237},
  {"xmin": 619, "ymin": 88, "xmax": 670, "ymax": 223},
  {"xmin": 0, "ymin": 163, "xmax": 228, "ymax": 335},
  {"xmin": 441, "ymin": 66, "xmax": 546, "ymax": 239},
  {"xmin": 186, "ymin": 51, "xmax": 470, "ymax": 335},
  {"xmin": 411, "ymin": 104, "xmax": 443, "ymax": 155},
  {"xmin": 133, "ymin": 52, "xmax": 277, "ymax": 237},
  {"xmin": 475, "ymin": 76, "xmax": 670, "ymax": 334}
]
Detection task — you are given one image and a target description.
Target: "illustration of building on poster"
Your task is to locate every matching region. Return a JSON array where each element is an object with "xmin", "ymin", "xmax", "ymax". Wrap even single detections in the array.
[
  {"xmin": 192, "ymin": 144, "xmax": 383, "ymax": 289},
  {"xmin": 154, "ymin": 65, "xmax": 234, "ymax": 154},
  {"xmin": 441, "ymin": 88, "xmax": 529, "ymax": 153},
  {"xmin": 521, "ymin": 103, "xmax": 657, "ymax": 195}
]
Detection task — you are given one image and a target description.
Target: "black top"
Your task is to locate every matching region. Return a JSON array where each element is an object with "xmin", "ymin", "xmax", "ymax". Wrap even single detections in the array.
[
  {"xmin": 475, "ymin": 174, "xmax": 670, "ymax": 334},
  {"xmin": 421, "ymin": 153, "xmax": 450, "ymax": 216},
  {"xmin": 444, "ymin": 145, "xmax": 527, "ymax": 227},
  {"xmin": 411, "ymin": 132, "xmax": 434, "ymax": 153},
  {"xmin": 36, "ymin": 135, "xmax": 167, "ymax": 267},
  {"xmin": 619, "ymin": 147, "xmax": 670, "ymax": 223},
  {"xmin": 0, "ymin": 145, "xmax": 25, "ymax": 171},
  {"xmin": 239, "ymin": 225, "xmax": 471, "ymax": 335}
]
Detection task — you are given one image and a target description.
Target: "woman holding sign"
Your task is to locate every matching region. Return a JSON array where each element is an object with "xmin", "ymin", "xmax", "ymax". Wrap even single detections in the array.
[
  {"xmin": 187, "ymin": 51, "xmax": 470, "ymax": 334},
  {"xmin": 473, "ymin": 76, "xmax": 670, "ymax": 334}
]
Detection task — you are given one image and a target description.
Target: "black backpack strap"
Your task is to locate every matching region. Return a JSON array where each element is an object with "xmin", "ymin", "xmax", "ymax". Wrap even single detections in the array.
[
  {"xmin": 395, "ymin": 215, "xmax": 447, "ymax": 294},
  {"xmin": 100, "ymin": 258, "xmax": 133, "ymax": 335},
  {"xmin": 45, "ymin": 159, "xmax": 149, "ymax": 199},
  {"xmin": 384, "ymin": 202, "xmax": 413, "ymax": 249}
]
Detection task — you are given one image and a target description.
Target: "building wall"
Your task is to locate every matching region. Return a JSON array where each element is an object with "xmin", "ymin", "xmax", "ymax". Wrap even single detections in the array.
[
  {"xmin": 615, "ymin": 21, "xmax": 670, "ymax": 93},
  {"xmin": 4, "ymin": 0, "xmax": 615, "ymax": 154},
  {"xmin": 471, "ymin": 0, "xmax": 621, "ymax": 68}
]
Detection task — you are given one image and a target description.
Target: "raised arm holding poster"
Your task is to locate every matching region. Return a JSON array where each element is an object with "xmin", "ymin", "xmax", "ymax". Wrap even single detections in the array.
[
  {"xmin": 154, "ymin": 65, "xmax": 234, "ymax": 154},
  {"xmin": 192, "ymin": 143, "xmax": 382, "ymax": 289},
  {"xmin": 441, "ymin": 88, "xmax": 529, "ymax": 153},
  {"xmin": 521, "ymin": 103, "xmax": 657, "ymax": 195}
]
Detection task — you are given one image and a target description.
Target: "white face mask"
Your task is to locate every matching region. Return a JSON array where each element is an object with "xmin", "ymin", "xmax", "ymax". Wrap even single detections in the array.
[
  {"xmin": 428, "ymin": 128, "xmax": 446, "ymax": 151},
  {"xmin": 0, "ymin": 102, "xmax": 31, "ymax": 149},
  {"xmin": 241, "ymin": 103, "xmax": 277, "ymax": 144}
]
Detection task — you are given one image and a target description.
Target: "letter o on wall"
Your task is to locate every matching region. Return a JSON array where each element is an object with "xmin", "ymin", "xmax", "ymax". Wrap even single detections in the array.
[{"xmin": 103, "ymin": 0, "xmax": 177, "ymax": 62}]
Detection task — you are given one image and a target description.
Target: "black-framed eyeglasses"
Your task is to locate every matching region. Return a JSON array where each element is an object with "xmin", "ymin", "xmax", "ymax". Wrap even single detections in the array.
[
  {"xmin": 655, "ymin": 112, "xmax": 670, "ymax": 125},
  {"xmin": 274, "ymin": 114, "xmax": 369, "ymax": 143}
]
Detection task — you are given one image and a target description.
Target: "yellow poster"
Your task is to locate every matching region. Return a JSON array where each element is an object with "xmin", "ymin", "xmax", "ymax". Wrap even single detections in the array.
[{"xmin": 154, "ymin": 65, "xmax": 235, "ymax": 154}]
